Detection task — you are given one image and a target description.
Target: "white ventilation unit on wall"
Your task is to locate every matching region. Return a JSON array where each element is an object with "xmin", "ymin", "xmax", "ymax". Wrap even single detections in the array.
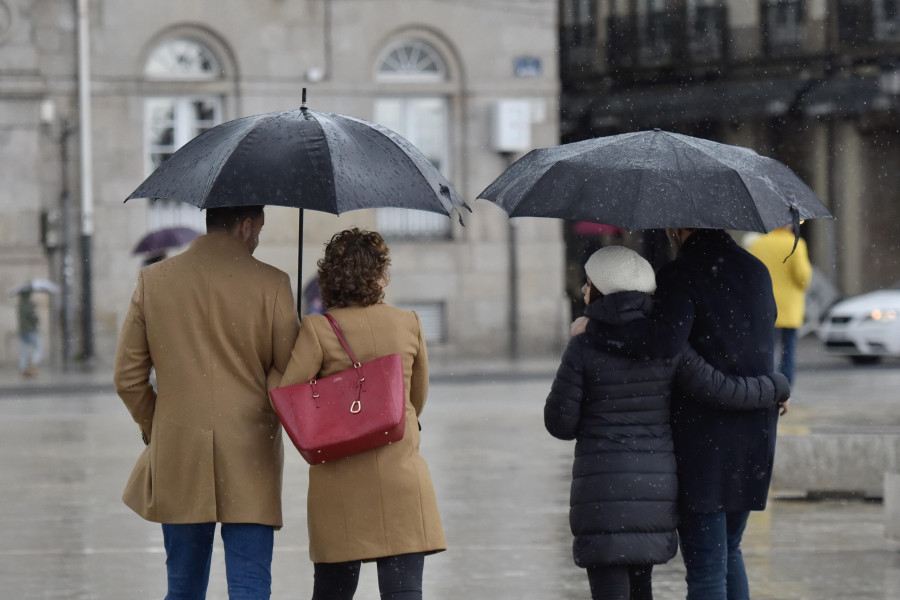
[{"xmin": 490, "ymin": 99, "xmax": 532, "ymax": 153}]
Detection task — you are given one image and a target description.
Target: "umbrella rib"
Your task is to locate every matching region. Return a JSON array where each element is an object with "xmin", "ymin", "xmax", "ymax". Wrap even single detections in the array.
[
  {"xmin": 329, "ymin": 113, "xmax": 459, "ymax": 216},
  {"xmin": 661, "ymin": 131, "xmax": 768, "ymax": 231},
  {"xmin": 203, "ymin": 114, "xmax": 280, "ymax": 202}
]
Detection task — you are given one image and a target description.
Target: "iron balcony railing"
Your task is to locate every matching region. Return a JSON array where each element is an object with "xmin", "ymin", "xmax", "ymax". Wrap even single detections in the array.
[
  {"xmin": 762, "ymin": 0, "xmax": 804, "ymax": 56},
  {"xmin": 607, "ymin": 5, "xmax": 727, "ymax": 71},
  {"xmin": 559, "ymin": 24, "xmax": 599, "ymax": 73},
  {"xmin": 838, "ymin": 0, "xmax": 900, "ymax": 46}
]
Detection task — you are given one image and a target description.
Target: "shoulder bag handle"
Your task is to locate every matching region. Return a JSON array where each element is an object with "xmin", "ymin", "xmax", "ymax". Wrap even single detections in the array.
[{"xmin": 323, "ymin": 313, "xmax": 361, "ymax": 366}]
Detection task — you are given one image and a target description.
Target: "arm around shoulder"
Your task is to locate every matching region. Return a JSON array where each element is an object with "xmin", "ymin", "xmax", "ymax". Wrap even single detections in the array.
[
  {"xmin": 278, "ymin": 315, "xmax": 324, "ymax": 388},
  {"xmin": 675, "ymin": 345, "xmax": 791, "ymax": 411}
]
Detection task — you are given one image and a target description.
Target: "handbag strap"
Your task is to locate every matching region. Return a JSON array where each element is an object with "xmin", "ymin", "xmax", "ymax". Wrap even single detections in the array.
[{"xmin": 323, "ymin": 313, "xmax": 361, "ymax": 366}]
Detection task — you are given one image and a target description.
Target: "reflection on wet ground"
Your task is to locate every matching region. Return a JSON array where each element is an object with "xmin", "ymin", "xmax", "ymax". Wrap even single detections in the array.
[{"xmin": 1, "ymin": 375, "xmax": 898, "ymax": 599}]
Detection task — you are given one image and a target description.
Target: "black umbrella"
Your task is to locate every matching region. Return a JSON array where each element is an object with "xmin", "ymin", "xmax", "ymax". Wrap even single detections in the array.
[
  {"xmin": 479, "ymin": 129, "xmax": 832, "ymax": 233},
  {"xmin": 126, "ymin": 91, "xmax": 469, "ymax": 313},
  {"xmin": 132, "ymin": 226, "xmax": 201, "ymax": 255}
]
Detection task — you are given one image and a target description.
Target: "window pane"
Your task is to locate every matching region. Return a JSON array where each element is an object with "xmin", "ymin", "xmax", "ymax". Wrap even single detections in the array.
[
  {"xmin": 395, "ymin": 301, "xmax": 446, "ymax": 343},
  {"xmin": 373, "ymin": 97, "xmax": 451, "ymax": 239},
  {"xmin": 193, "ymin": 100, "xmax": 214, "ymax": 121},
  {"xmin": 144, "ymin": 96, "xmax": 222, "ymax": 231},
  {"xmin": 373, "ymin": 99, "xmax": 404, "ymax": 132}
]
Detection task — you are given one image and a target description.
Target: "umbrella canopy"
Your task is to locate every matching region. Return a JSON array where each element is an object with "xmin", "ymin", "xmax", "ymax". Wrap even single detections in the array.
[
  {"xmin": 478, "ymin": 129, "xmax": 832, "ymax": 233},
  {"xmin": 132, "ymin": 226, "xmax": 201, "ymax": 255},
  {"xmin": 9, "ymin": 278, "xmax": 60, "ymax": 297},
  {"xmin": 126, "ymin": 97, "xmax": 468, "ymax": 314},
  {"xmin": 127, "ymin": 106, "xmax": 466, "ymax": 219}
]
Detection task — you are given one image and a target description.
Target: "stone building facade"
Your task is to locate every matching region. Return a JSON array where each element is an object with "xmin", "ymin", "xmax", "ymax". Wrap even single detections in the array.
[
  {"xmin": 560, "ymin": 0, "xmax": 900, "ymax": 300},
  {"xmin": 0, "ymin": 0, "xmax": 564, "ymax": 367}
]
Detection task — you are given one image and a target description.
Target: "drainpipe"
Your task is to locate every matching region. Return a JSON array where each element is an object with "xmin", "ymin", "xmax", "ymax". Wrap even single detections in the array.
[
  {"xmin": 501, "ymin": 152, "xmax": 519, "ymax": 361},
  {"xmin": 77, "ymin": 0, "xmax": 94, "ymax": 362}
]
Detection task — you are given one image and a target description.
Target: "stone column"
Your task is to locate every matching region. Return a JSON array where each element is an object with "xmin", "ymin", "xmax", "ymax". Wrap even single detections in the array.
[
  {"xmin": 831, "ymin": 120, "xmax": 865, "ymax": 296},
  {"xmin": 804, "ymin": 121, "xmax": 837, "ymax": 281},
  {"xmin": 886, "ymin": 472, "xmax": 900, "ymax": 542}
]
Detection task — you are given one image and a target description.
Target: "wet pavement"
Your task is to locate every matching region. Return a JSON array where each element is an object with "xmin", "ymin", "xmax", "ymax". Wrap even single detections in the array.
[{"xmin": 2, "ymin": 337, "xmax": 900, "ymax": 599}]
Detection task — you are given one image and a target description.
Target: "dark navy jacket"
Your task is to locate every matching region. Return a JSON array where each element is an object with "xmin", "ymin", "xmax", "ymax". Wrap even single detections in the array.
[
  {"xmin": 585, "ymin": 230, "xmax": 779, "ymax": 513},
  {"xmin": 547, "ymin": 290, "xmax": 787, "ymax": 568}
]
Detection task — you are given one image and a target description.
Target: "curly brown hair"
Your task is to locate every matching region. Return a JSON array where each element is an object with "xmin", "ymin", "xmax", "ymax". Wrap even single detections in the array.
[{"xmin": 318, "ymin": 228, "xmax": 391, "ymax": 308}]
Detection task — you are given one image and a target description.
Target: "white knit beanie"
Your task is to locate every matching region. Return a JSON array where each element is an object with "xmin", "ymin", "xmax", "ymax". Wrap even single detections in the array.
[{"xmin": 584, "ymin": 246, "xmax": 656, "ymax": 296}]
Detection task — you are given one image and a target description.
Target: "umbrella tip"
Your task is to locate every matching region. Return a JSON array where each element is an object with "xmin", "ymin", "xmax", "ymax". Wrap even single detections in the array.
[{"xmin": 301, "ymin": 87, "xmax": 308, "ymax": 110}]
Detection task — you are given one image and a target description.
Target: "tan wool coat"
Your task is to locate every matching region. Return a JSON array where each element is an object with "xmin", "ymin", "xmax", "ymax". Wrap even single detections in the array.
[
  {"xmin": 278, "ymin": 304, "xmax": 446, "ymax": 563},
  {"xmin": 113, "ymin": 233, "xmax": 300, "ymax": 526}
]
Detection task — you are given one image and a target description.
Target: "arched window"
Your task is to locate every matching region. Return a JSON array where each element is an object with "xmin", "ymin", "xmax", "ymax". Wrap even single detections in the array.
[
  {"xmin": 143, "ymin": 36, "xmax": 226, "ymax": 232},
  {"xmin": 145, "ymin": 38, "xmax": 223, "ymax": 80},
  {"xmin": 377, "ymin": 39, "xmax": 447, "ymax": 81},
  {"xmin": 373, "ymin": 38, "xmax": 452, "ymax": 239}
]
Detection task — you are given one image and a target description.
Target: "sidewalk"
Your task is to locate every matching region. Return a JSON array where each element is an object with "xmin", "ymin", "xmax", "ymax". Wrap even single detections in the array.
[
  {"xmin": 2, "ymin": 336, "xmax": 899, "ymax": 599},
  {"xmin": 0, "ymin": 333, "xmax": 876, "ymax": 395},
  {"xmin": 0, "ymin": 352, "xmax": 564, "ymax": 397}
]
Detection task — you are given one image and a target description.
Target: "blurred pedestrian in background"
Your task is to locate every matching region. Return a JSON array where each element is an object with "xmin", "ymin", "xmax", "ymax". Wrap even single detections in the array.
[
  {"xmin": 17, "ymin": 289, "xmax": 41, "ymax": 378},
  {"xmin": 275, "ymin": 228, "xmax": 445, "ymax": 600},
  {"xmin": 302, "ymin": 275, "xmax": 324, "ymax": 315},
  {"xmin": 548, "ymin": 246, "xmax": 789, "ymax": 600},
  {"xmin": 749, "ymin": 225, "xmax": 812, "ymax": 384}
]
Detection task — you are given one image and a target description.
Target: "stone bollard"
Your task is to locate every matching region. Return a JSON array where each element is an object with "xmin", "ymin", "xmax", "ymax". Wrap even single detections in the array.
[
  {"xmin": 773, "ymin": 432, "xmax": 900, "ymax": 499},
  {"xmin": 886, "ymin": 472, "xmax": 900, "ymax": 542}
]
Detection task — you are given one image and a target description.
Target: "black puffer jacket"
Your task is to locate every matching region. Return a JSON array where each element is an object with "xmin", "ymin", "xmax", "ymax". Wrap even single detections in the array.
[{"xmin": 546, "ymin": 292, "xmax": 789, "ymax": 569}]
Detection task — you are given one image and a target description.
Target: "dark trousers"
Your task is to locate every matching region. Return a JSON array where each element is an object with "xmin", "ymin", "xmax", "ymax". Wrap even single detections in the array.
[
  {"xmin": 586, "ymin": 565, "xmax": 653, "ymax": 600},
  {"xmin": 311, "ymin": 552, "xmax": 426, "ymax": 600}
]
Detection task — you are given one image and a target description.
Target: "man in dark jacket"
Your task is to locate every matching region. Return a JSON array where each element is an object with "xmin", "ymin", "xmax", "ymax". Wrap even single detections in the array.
[{"xmin": 572, "ymin": 229, "xmax": 783, "ymax": 600}]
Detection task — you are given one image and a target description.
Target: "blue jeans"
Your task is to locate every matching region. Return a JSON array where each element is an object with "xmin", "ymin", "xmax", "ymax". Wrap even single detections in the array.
[
  {"xmin": 775, "ymin": 327, "xmax": 798, "ymax": 385},
  {"xmin": 162, "ymin": 522, "xmax": 274, "ymax": 600},
  {"xmin": 678, "ymin": 511, "xmax": 750, "ymax": 600},
  {"xmin": 19, "ymin": 331, "xmax": 41, "ymax": 372}
]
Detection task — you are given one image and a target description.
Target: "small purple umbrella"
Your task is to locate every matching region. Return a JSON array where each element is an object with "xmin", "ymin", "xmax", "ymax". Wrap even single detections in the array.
[{"xmin": 132, "ymin": 226, "xmax": 201, "ymax": 255}]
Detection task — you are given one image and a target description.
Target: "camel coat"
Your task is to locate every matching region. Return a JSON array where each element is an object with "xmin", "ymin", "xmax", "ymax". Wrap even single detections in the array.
[
  {"xmin": 278, "ymin": 304, "xmax": 446, "ymax": 563},
  {"xmin": 113, "ymin": 233, "xmax": 300, "ymax": 526}
]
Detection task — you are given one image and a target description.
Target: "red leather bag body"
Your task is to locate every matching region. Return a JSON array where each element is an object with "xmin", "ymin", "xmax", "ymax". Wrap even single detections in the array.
[{"xmin": 269, "ymin": 314, "xmax": 406, "ymax": 465}]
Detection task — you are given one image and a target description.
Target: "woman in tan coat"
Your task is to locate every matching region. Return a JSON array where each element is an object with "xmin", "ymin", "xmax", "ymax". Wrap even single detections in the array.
[{"xmin": 278, "ymin": 228, "xmax": 445, "ymax": 599}]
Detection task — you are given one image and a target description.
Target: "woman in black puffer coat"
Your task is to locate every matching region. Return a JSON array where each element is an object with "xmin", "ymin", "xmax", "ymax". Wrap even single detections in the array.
[{"xmin": 545, "ymin": 246, "xmax": 789, "ymax": 600}]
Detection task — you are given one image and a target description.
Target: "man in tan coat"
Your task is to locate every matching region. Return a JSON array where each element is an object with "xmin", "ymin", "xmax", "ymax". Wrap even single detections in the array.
[{"xmin": 114, "ymin": 205, "xmax": 299, "ymax": 599}]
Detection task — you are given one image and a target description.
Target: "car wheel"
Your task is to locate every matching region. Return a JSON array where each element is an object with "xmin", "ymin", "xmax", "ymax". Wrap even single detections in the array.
[{"xmin": 850, "ymin": 355, "xmax": 881, "ymax": 365}]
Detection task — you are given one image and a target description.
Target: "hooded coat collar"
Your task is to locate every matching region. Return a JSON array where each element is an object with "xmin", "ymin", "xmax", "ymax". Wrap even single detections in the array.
[
  {"xmin": 679, "ymin": 229, "xmax": 735, "ymax": 258},
  {"xmin": 583, "ymin": 290, "xmax": 653, "ymax": 326}
]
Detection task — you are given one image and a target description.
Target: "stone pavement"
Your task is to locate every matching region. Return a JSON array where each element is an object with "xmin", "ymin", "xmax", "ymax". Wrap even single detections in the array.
[{"xmin": 1, "ymin": 337, "xmax": 900, "ymax": 599}]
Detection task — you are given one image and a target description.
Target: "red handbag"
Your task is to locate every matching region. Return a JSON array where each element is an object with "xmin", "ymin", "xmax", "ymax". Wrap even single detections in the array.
[{"xmin": 270, "ymin": 313, "xmax": 406, "ymax": 465}]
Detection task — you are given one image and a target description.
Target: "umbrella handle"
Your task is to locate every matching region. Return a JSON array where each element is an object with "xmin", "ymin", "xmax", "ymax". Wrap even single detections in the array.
[{"xmin": 783, "ymin": 204, "xmax": 801, "ymax": 263}]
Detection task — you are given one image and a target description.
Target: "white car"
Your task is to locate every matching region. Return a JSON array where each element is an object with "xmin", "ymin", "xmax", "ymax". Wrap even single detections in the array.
[{"xmin": 818, "ymin": 285, "xmax": 900, "ymax": 364}]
